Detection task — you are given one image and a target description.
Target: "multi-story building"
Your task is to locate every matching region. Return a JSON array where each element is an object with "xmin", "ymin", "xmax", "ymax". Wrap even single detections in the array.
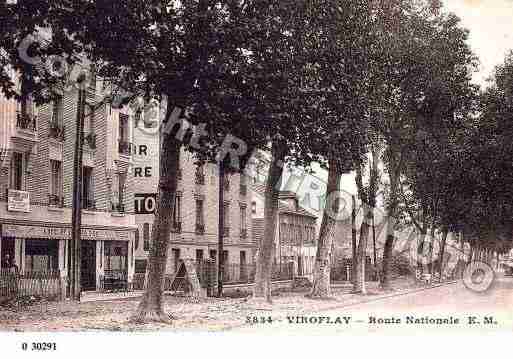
[
  {"xmin": 0, "ymin": 75, "xmax": 137, "ymax": 292},
  {"xmin": 130, "ymin": 103, "xmax": 257, "ymax": 279},
  {"xmin": 251, "ymin": 182, "xmax": 318, "ymax": 277}
]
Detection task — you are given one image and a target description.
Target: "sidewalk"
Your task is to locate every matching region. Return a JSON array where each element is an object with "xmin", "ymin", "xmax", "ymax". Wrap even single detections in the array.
[{"xmin": 0, "ymin": 277, "xmax": 455, "ymax": 332}]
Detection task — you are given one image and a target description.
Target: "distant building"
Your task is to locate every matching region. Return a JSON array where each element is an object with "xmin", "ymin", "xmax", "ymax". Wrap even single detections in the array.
[{"xmin": 251, "ymin": 182, "xmax": 317, "ymax": 277}]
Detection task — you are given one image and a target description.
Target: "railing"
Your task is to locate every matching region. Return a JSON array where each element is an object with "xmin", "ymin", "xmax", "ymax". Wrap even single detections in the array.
[
  {"xmin": 111, "ymin": 202, "xmax": 125, "ymax": 213},
  {"xmin": 82, "ymin": 198, "xmax": 96, "ymax": 210},
  {"xmin": 48, "ymin": 121, "xmax": 65, "ymax": 141},
  {"xmin": 195, "ymin": 223, "xmax": 205, "ymax": 235},
  {"xmin": 118, "ymin": 140, "xmax": 131, "ymax": 156},
  {"xmin": 84, "ymin": 132, "xmax": 97, "ymax": 149},
  {"xmin": 240, "ymin": 228, "xmax": 248, "ymax": 239},
  {"xmin": 132, "ymin": 273, "xmax": 146, "ymax": 290},
  {"xmin": 0, "ymin": 269, "xmax": 62, "ymax": 300},
  {"xmin": 48, "ymin": 194, "xmax": 64, "ymax": 208},
  {"xmin": 16, "ymin": 112, "xmax": 37, "ymax": 131}
]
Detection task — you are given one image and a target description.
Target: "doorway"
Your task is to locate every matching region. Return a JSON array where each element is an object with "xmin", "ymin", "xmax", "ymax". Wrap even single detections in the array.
[
  {"xmin": 80, "ymin": 241, "xmax": 96, "ymax": 291},
  {"xmin": 1, "ymin": 237, "xmax": 15, "ymax": 269}
]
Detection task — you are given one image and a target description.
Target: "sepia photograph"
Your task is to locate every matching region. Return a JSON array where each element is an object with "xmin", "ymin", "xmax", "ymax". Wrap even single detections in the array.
[{"xmin": 0, "ymin": 0, "xmax": 512, "ymax": 356}]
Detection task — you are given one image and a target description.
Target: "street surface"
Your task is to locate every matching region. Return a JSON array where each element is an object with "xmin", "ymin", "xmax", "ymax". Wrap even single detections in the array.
[{"xmin": 234, "ymin": 275, "xmax": 513, "ymax": 334}]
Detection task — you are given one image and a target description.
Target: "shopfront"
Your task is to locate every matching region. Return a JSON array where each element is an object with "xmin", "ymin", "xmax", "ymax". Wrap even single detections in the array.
[{"xmin": 0, "ymin": 224, "xmax": 135, "ymax": 292}]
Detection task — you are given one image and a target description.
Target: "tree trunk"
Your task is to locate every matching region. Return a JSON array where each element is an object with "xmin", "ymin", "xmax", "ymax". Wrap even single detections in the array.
[
  {"xmin": 131, "ymin": 103, "xmax": 179, "ymax": 323},
  {"xmin": 427, "ymin": 223, "xmax": 436, "ymax": 275},
  {"xmin": 353, "ymin": 205, "xmax": 371, "ymax": 294},
  {"xmin": 438, "ymin": 229, "xmax": 448, "ymax": 282},
  {"xmin": 351, "ymin": 195, "xmax": 357, "ymax": 285},
  {"xmin": 309, "ymin": 157, "xmax": 342, "ymax": 298},
  {"xmin": 252, "ymin": 139, "xmax": 287, "ymax": 303},
  {"xmin": 380, "ymin": 158, "xmax": 398, "ymax": 290}
]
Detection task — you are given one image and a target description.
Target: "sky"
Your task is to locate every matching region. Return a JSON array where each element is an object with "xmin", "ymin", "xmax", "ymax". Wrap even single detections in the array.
[{"xmin": 445, "ymin": 0, "xmax": 513, "ymax": 85}]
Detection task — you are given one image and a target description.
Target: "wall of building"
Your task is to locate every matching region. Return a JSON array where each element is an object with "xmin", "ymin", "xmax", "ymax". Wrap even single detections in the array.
[{"xmin": 0, "ymin": 82, "xmax": 137, "ymax": 291}]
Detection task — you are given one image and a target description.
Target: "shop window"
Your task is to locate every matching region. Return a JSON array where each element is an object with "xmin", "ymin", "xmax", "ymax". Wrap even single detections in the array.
[
  {"xmin": 25, "ymin": 239, "xmax": 58, "ymax": 273},
  {"xmin": 104, "ymin": 241, "xmax": 128, "ymax": 271}
]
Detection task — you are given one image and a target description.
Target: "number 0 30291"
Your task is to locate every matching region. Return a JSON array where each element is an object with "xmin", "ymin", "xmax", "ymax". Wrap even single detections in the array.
[{"xmin": 21, "ymin": 342, "xmax": 57, "ymax": 351}]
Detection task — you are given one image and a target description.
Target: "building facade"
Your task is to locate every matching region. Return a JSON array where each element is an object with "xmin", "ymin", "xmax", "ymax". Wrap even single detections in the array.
[
  {"xmin": 251, "ymin": 183, "xmax": 318, "ymax": 277},
  {"xmin": 130, "ymin": 104, "xmax": 257, "ymax": 279},
  {"xmin": 0, "ymin": 76, "xmax": 137, "ymax": 292}
]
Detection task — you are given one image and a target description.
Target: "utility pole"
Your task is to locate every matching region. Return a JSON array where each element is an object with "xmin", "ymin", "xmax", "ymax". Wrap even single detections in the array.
[
  {"xmin": 351, "ymin": 195, "xmax": 357, "ymax": 284},
  {"xmin": 217, "ymin": 161, "xmax": 225, "ymax": 297},
  {"xmin": 70, "ymin": 76, "xmax": 86, "ymax": 301}
]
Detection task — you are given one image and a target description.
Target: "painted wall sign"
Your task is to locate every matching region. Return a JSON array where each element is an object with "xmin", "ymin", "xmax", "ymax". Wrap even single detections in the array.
[
  {"xmin": 134, "ymin": 193, "xmax": 157, "ymax": 214},
  {"xmin": 1, "ymin": 224, "xmax": 133, "ymax": 241}
]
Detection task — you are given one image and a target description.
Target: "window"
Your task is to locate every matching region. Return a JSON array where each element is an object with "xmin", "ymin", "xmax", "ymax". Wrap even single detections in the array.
[
  {"xmin": 251, "ymin": 201, "xmax": 256, "ymax": 215},
  {"xmin": 110, "ymin": 172, "xmax": 126, "ymax": 212},
  {"xmin": 173, "ymin": 195, "xmax": 182, "ymax": 227},
  {"xmin": 240, "ymin": 205, "xmax": 247, "ymax": 238},
  {"xmin": 49, "ymin": 160, "xmax": 63, "ymax": 206},
  {"xmin": 195, "ymin": 199, "xmax": 204, "ymax": 232},
  {"xmin": 195, "ymin": 164, "xmax": 205, "ymax": 184},
  {"xmin": 172, "ymin": 248, "xmax": 181, "ymax": 273},
  {"xmin": 104, "ymin": 241, "xmax": 128, "ymax": 271},
  {"xmin": 134, "ymin": 228, "xmax": 140, "ymax": 250},
  {"xmin": 118, "ymin": 172, "xmax": 126, "ymax": 211},
  {"xmin": 196, "ymin": 249, "xmax": 204, "ymax": 264},
  {"xmin": 82, "ymin": 166, "xmax": 94, "ymax": 209},
  {"xmin": 52, "ymin": 96, "xmax": 63, "ymax": 126},
  {"xmin": 143, "ymin": 223, "xmax": 150, "ymax": 251},
  {"xmin": 209, "ymin": 250, "xmax": 217, "ymax": 261},
  {"xmin": 25, "ymin": 239, "xmax": 58, "ymax": 273},
  {"xmin": 119, "ymin": 114, "xmax": 129, "ymax": 142},
  {"xmin": 9, "ymin": 152, "xmax": 24, "ymax": 190},
  {"xmin": 134, "ymin": 109, "xmax": 142, "ymax": 128},
  {"xmin": 223, "ymin": 202, "xmax": 230, "ymax": 236},
  {"xmin": 118, "ymin": 113, "xmax": 130, "ymax": 155},
  {"xmin": 135, "ymin": 259, "xmax": 147, "ymax": 274},
  {"xmin": 240, "ymin": 175, "xmax": 247, "ymax": 195}
]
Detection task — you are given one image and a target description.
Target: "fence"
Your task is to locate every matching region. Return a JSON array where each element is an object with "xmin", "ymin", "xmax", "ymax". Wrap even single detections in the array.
[
  {"xmin": 330, "ymin": 258, "xmax": 378, "ymax": 283},
  {"xmin": 133, "ymin": 261, "xmax": 294, "ymax": 293},
  {"xmin": 0, "ymin": 269, "xmax": 63, "ymax": 302}
]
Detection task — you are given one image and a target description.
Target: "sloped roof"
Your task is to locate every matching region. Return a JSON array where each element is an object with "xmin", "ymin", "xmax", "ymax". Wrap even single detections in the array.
[{"xmin": 251, "ymin": 182, "xmax": 317, "ymax": 219}]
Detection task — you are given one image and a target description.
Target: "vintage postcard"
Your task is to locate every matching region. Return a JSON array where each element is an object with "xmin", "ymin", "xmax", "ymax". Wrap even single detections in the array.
[{"xmin": 0, "ymin": 0, "xmax": 512, "ymax": 356}]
